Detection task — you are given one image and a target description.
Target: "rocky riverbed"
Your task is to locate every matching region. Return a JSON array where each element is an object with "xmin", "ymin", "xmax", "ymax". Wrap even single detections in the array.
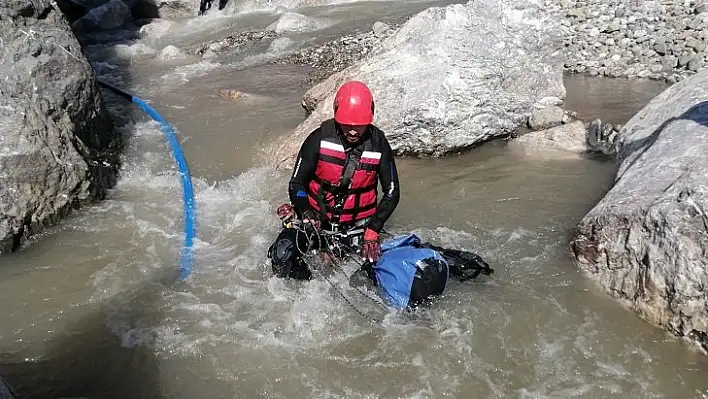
[
  {"xmin": 191, "ymin": 30, "xmax": 279, "ymax": 58},
  {"xmin": 548, "ymin": 0, "xmax": 708, "ymax": 82},
  {"xmin": 271, "ymin": 21, "xmax": 398, "ymax": 84},
  {"xmin": 264, "ymin": 0, "xmax": 708, "ymax": 84}
]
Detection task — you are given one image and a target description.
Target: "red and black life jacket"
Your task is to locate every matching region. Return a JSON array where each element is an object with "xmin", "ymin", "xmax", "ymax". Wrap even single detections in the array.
[{"xmin": 307, "ymin": 119, "xmax": 383, "ymax": 224}]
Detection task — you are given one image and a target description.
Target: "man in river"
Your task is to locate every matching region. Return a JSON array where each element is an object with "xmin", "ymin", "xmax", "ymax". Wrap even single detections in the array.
[{"xmin": 267, "ymin": 80, "xmax": 400, "ymax": 280}]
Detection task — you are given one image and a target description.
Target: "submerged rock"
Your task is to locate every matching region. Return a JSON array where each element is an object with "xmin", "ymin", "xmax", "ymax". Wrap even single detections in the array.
[
  {"xmin": 0, "ymin": 0, "xmax": 122, "ymax": 252},
  {"xmin": 218, "ymin": 89, "xmax": 247, "ymax": 100},
  {"xmin": 138, "ymin": 18, "xmax": 172, "ymax": 38},
  {"xmin": 156, "ymin": 44, "xmax": 190, "ymax": 62},
  {"xmin": 268, "ymin": 0, "xmax": 566, "ymax": 168},
  {"xmin": 570, "ymin": 68, "xmax": 708, "ymax": 353}
]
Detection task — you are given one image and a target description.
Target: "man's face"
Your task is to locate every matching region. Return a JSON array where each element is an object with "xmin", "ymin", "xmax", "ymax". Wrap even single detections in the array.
[{"xmin": 341, "ymin": 124, "xmax": 367, "ymax": 143}]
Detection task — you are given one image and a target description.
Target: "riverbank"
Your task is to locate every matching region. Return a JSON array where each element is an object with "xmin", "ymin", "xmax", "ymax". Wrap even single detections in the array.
[{"xmin": 264, "ymin": 0, "xmax": 707, "ymax": 85}]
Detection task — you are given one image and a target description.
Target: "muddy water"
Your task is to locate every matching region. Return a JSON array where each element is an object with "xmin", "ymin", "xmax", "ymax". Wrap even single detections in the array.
[
  {"xmin": 1, "ymin": 1, "xmax": 707, "ymax": 398},
  {"xmin": 563, "ymin": 73, "xmax": 673, "ymax": 125}
]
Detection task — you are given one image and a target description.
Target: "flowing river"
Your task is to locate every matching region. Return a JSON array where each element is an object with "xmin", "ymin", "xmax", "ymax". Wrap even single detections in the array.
[{"xmin": 1, "ymin": 1, "xmax": 707, "ymax": 398}]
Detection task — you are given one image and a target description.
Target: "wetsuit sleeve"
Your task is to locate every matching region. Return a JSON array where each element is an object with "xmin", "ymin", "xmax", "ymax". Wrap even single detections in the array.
[
  {"xmin": 288, "ymin": 128, "xmax": 320, "ymax": 218},
  {"xmin": 367, "ymin": 137, "xmax": 400, "ymax": 233}
]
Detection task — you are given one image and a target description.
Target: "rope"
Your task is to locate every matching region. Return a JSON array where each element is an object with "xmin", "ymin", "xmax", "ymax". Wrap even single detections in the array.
[
  {"xmin": 322, "ymin": 273, "xmax": 382, "ymax": 324},
  {"xmin": 325, "ymin": 241, "xmax": 391, "ymax": 311},
  {"xmin": 97, "ymin": 79, "xmax": 197, "ymax": 282},
  {"xmin": 291, "ymin": 222, "xmax": 389, "ymax": 322}
]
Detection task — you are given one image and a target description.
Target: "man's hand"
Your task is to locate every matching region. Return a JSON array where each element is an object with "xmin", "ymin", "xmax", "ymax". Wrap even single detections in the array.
[
  {"xmin": 361, "ymin": 228, "xmax": 381, "ymax": 263},
  {"xmin": 301, "ymin": 210, "xmax": 321, "ymax": 230}
]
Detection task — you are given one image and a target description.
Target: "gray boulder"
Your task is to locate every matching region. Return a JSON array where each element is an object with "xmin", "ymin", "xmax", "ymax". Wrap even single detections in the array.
[
  {"xmin": 528, "ymin": 105, "xmax": 565, "ymax": 130},
  {"xmin": 71, "ymin": 0, "xmax": 132, "ymax": 32},
  {"xmin": 266, "ymin": 0, "xmax": 566, "ymax": 168},
  {"xmin": 57, "ymin": 0, "xmax": 161, "ymax": 25},
  {"xmin": 570, "ymin": 68, "xmax": 708, "ymax": 353},
  {"xmin": 150, "ymin": 0, "xmax": 193, "ymax": 19},
  {"xmin": 0, "ymin": 0, "xmax": 122, "ymax": 253},
  {"xmin": 513, "ymin": 120, "xmax": 588, "ymax": 154},
  {"xmin": 372, "ymin": 21, "xmax": 392, "ymax": 37}
]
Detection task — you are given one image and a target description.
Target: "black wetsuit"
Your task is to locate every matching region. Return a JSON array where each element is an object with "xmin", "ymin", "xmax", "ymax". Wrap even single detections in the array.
[{"xmin": 288, "ymin": 123, "xmax": 400, "ymax": 234}]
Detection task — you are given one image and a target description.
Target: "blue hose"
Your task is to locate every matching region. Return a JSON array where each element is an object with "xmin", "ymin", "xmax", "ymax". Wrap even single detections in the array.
[{"xmin": 98, "ymin": 79, "xmax": 197, "ymax": 281}]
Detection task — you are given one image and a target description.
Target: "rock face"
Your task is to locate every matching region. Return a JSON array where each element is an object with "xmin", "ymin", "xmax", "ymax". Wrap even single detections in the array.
[
  {"xmin": 267, "ymin": 0, "xmax": 566, "ymax": 168},
  {"xmin": 547, "ymin": 0, "xmax": 708, "ymax": 81},
  {"xmin": 570, "ymin": 68, "xmax": 708, "ymax": 353},
  {"xmin": 0, "ymin": 0, "xmax": 122, "ymax": 252}
]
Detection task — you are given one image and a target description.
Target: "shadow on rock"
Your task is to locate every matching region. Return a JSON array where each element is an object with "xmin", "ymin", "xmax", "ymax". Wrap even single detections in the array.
[{"xmin": 617, "ymin": 100, "xmax": 708, "ymax": 179}]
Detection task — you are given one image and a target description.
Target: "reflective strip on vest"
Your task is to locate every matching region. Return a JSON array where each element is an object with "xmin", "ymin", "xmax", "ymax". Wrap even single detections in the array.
[{"xmin": 307, "ymin": 138, "xmax": 380, "ymax": 222}]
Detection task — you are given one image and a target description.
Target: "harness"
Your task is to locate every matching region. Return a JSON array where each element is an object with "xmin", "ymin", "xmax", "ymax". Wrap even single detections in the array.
[
  {"xmin": 315, "ymin": 147, "xmax": 363, "ymax": 222},
  {"xmin": 312, "ymin": 120, "xmax": 375, "ymax": 228}
]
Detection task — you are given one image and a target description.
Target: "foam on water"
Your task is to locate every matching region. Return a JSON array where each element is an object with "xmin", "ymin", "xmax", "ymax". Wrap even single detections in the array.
[{"xmin": 147, "ymin": 60, "xmax": 227, "ymax": 89}]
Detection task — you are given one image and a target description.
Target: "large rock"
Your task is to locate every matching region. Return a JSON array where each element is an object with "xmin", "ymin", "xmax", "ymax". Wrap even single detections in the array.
[
  {"xmin": 512, "ymin": 120, "xmax": 588, "ymax": 154},
  {"xmin": 71, "ymin": 0, "xmax": 132, "ymax": 32},
  {"xmin": 266, "ymin": 0, "xmax": 566, "ymax": 168},
  {"xmin": 0, "ymin": 0, "xmax": 122, "ymax": 253},
  {"xmin": 527, "ymin": 105, "xmax": 565, "ymax": 130},
  {"xmin": 570, "ymin": 68, "xmax": 708, "ymax": 353}
]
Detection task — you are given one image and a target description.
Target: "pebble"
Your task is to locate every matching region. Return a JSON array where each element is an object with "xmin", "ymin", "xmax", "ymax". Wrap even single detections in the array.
[
  {"xmin": 271, "ymin": 22, "xmax": 398, "ymax": 85},
  {"xmin": 191, "ymin": 30, "xmax": 278, "ymax": 58},
  {"xmin": 547, "ymin": 0, "xmax": 708, "ymax": 81}
]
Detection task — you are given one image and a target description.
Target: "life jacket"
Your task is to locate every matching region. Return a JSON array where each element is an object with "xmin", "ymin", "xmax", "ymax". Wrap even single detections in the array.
[{"xmin": 307, "ymin": 119, "xmax": 383, "ymax": 224}]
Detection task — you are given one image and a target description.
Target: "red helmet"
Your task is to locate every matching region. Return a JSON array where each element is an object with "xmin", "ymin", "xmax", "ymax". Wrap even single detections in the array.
[{"xmin": 333, "ymin": 80, "xmax": 374, "ymax": 125}]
